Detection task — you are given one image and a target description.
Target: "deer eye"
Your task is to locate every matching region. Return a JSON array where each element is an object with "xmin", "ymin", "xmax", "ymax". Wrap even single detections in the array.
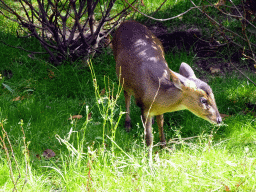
[{"xmin": 201, "ymin": 97, "xmax": 208, "ymax": 104}]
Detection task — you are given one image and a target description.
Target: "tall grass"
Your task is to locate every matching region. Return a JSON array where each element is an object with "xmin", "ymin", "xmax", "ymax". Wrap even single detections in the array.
[
  {"xmin": 2, "ymin": 112, "xmax": 256, "ymax": 191},
  {"xmin": 1, "ymin": 49, "xmax": 255, "ymax": 190}
]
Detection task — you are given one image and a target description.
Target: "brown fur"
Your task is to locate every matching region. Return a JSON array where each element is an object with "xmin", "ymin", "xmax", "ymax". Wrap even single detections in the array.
[{"xmin": 112, "ymin": 21, "xmax": 222, "ymax": 158}]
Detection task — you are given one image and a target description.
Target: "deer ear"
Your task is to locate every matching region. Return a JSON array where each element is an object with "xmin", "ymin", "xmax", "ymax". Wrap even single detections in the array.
[
  {"xmin": 169, "ymin": 69, "xmax": 183, "ymax": 90},
  {"xmin": 179, "ymin": 62, "xmax": 197, "ymax": 79},
  {"xmin": 170, "ymin": 69, "xmax": 198, "ymax": 90}
]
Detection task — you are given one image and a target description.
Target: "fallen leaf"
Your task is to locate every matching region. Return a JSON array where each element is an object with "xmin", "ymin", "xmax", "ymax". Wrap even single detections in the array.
[
  {"xmin": 236, "ymin": 180, "xmax": 245, "ymax": 189},
  {"xmin": 88, "ymin": 112, "xmax": 92, "ymax": 120},
  {"xmin": 210, "ymin": 67, "xmax": 221, "ymax": 74},
  {"xmin": 48, "ymin": 69, "xmax": 55, "ymax": 79},
  {"xmin": 224, "ymin": 184, "xmax": 230, "ymax": 191},
  {"xmin": 100, "ymin": 88, "xmax": 106, "ymax": 96},
  {"xmin": 43, "ymin": 149, "xmax": 55, "ymax": 159},
  {"xmin": 215, "ymin": 0, "xmax": 226, "ymax": 7},
  {"xmin": 12, "ymin": 96, "xmax": 25, "ymax": 101},
  {"xmin": 68, "ymin": 115, "xmax": 83, "ymax": 120},
  {"xmin": 13, "ymin": 96, "xmax": 20, "ymax": 101},
  {"xmin": 140, "ymin": 0, "xmax": 145, "ymax": 6},
  {"xmin": 36, "ymin": 154, "xmax": 41, "ymax": 160}
]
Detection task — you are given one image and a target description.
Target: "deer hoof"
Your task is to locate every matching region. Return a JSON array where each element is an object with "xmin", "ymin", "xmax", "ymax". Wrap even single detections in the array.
[{"xmin": 125, "ymin": 120, "xmax": 132, "ymax": 132}]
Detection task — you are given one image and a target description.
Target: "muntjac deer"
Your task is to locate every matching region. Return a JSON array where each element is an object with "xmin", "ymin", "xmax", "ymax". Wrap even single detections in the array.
[{"xmin": 112, "ymin": 21, "xmax": 222, "ymax": 159}]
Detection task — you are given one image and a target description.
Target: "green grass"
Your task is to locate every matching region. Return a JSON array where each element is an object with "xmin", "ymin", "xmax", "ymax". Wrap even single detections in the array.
[{"xmin": 1, "ymin": 0, "xmax": 256, "ymax": 191}]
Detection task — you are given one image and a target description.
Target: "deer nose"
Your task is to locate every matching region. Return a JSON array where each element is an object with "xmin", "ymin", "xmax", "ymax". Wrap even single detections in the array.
[{"xmin": 217, "ymin": 116, "xmax": 222, "ymax": 124}]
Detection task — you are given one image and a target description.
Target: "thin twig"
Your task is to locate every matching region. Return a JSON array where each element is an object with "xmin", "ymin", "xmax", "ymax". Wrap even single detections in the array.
[
  {"xmin": 0, "ymin": 39, "xmax": 47, "ymax": 54},
  {"xmin": 145, "ymin": 0, "xmax": 168, "ymax": 24},
  {"xmin": 123, "ymin": 0, "xmax": 199, "ymax": 21},
  {"xmin": 190, "ymin": 0, "xmax": 256, "ymax": 48},
  {"xmin": 230, "ymin": 61, "xmax": 256, "ymax": 86},
  {"xmin": 106, "ymin": 0, "xmax": 137, "ymax": 22},
  {"xmin": 241, "ymin": 2, "xmax": 256, "ymax": 62}
]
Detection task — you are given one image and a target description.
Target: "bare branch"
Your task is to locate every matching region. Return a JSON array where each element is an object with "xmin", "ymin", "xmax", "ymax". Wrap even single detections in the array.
[
  {"xmin": 190, "ymin": 0, "xmax": 256, "ymax": 48},
  {"xmin": 88, "ymin": 0, "xmax": 96, "ymax": 36},
  {"xmin": 0, "ymin": 0, "xmax": 141, "ymax": 63},
  {"xmin": 207, "ymin": 0, "xmax": 256, "ymax": 29},
  {"xmin": 18, "ymin": 0, "xmax": 32, "ymax": 23},
  {"xmin": 106, "ymin": 0, "xmax": 137, "ymax": 22}
]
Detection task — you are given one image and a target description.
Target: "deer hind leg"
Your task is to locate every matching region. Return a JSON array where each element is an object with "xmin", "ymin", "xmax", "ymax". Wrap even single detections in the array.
[
  {"xmin": 124, "ymin": 90, "xmax": 132, "ymax": 132},
  {"xmin": 156, "ymin": 114, "xmax": 166, "ymax": 147}
]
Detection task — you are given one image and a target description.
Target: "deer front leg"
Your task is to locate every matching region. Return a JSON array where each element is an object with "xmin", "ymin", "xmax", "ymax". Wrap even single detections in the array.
[
  {"xmin": 142, "ymin": 112, "xmax": 153, "ymax": 162},
  {"xmin": 124, "ymin": 90, "xmax": 132, "ymax": 132},
  {"xmin": 156, "ymin": 114, "xmax": 166, "ymax": 147}
]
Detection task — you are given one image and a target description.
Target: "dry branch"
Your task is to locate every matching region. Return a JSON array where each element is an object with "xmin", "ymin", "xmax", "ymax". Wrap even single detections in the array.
[
  {"xmin": 190, "ymin": 0, "xmax": 256, "ymax": 86},
  {"xmin": 0, "ymin": 0, "xmax": 137, "ymax": 64}
]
